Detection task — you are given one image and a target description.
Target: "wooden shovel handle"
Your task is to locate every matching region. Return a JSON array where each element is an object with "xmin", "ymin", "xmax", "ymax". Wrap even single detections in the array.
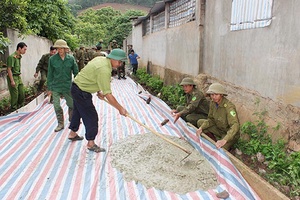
[
  {"xmin": 126, "ymin": 114, "xmax": 191, "ymax": 155},
  {"xmin": 103, "ymin": 98, "xmax": 191, "ymax": 155}
]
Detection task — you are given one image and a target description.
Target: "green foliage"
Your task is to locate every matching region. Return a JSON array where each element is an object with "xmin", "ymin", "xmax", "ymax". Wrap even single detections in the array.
[
  {"xmin": 24, "ymin": 85, "xmax": 37, "ymax": 97},
  {"xmin": 0, "ymin": 0, "xmax": 28, "ymax": 34},
  {"xmin": 76, "ymin": 7, "xmax": 144, "ymax": 48},
  {"xmin": 135, "ymin": 68, "xmax": 185, "ymax": 109},
  {"xmin": 236, "ymin": 117, "xmax": 300, "ymax": 197},
  {"xmin": 0, "ymin": 97, "xmax": 10, "ymax": 111},
  {"xmin": 0, "ymin": 32, "xmax": 10, "ymax": 54},
  {"xmin": 160, "ymin": 85, "xmax": 185, "ymax": 109},
  {"xmin": 26, "ymin": 0, "xmax": 76, "ymax": 42},
  {"xmin": 136, "ymin": 68, "xmax": 151, "ymax": 84},
  {"xmin": 69, "ymin": 0, "xmax": 160, "ymax": 10},
  {"xmin": 146, "ymin": 76, "xmax": 163, "ymax": 93}
]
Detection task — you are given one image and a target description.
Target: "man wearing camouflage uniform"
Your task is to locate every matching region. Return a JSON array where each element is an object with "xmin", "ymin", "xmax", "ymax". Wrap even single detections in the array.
[
  {"xmin": 196, "ymin": 83, "xmax": 240, "ymax": 150},
  {"xmin": 34, "ymin": 46, "xmax": 57, "ymax": 91},
  {"xmin": 172, "ymin": 77, "xmax": 209, "ymax": 127},
  {"xmin": 76, "ymin": 46, "xmax": 85, "ymax": 71},
  {"xmin": 96, "ymin": 39, "xmax": 103, "ymax": 51}
]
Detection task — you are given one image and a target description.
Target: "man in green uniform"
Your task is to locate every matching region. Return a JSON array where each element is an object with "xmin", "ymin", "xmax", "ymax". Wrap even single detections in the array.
[
  {"xmin": 34, "ymin": 46, "xmax": 57, "ymax": 91},
  {"xmin": 68, "ymin": 48, "xmax": 128, "ymax": 153},
  {"xmin": 6, "ymin": 42, "xmax": 27, "ymax": 111},
  {"xmin": 172, "ymin": 77, "xmax": 209, "ymax": 127},
  {"xmin": 109, "ymin": 40, "xmax": 118, "ymax": 50},
  {"xmin": 96, "ymin": 39, "xmax": 103, "ymax": 51},
  {"xmin": 196, "ymin": 83, "xmax": 240, "ymax": 150},
  {"xmin": 47, "ymin": 39, "xmax": 79, "ymax": 132},
  {"xmin": 77, "ymin": 46, "xmax": 85, "ymax": 71}
]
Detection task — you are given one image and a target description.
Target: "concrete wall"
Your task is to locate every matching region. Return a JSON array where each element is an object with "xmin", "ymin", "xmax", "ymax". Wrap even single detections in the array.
[
  {"xmin": 203, "ymin": 0, "xmax": 300, "ymax": 108},
  {"xmin": 128, "ymin": 0, "xmax": 300, "ymax": 151},
  {"xmin": 0, "ymin": 29, "xmax": 53, "ymax": 98}
]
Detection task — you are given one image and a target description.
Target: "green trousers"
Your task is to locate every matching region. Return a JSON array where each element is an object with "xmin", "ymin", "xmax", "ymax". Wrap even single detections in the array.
[
  {"xmin": 197, "ymin": 119, "xmax": 240, "ymax": 150},
  {"xmin": 7, "ymin": 76, "xmax": 25, "ymax": 110},
  {"xmin": 177, "ymin": 106, "xmax": 208, "ymax": 127},
  {"xmin": 52, "ymin": 91, "xmax": 73, "ymax": 125},
  {"xmin": 38, "ymin": 70, "xmax": 47, "ymax": 90}
]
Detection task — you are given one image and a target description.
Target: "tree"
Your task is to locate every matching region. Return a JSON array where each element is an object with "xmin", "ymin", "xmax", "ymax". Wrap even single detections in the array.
[
  {"xmin": 25, "ymin": 0, "xmax": 77, "ymax": 47},
  {"xmin": 0, "ymin": 0, "xmax": 28, "ymax": 34},
  {"xmin": 75, "ymin": 7, "xmax": 144, "ymax": 48}
]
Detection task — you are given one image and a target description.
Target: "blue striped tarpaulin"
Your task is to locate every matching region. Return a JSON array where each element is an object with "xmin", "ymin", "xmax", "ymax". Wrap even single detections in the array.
[{"xmin": 0, "ymin": 77, "xmax": 260, "ymax": 200}]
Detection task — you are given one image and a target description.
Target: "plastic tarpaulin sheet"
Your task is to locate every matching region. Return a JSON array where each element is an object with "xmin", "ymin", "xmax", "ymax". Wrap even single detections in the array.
[{"xmin": 0, "ymin": 77, "xmax": 260, "ymax": 200}]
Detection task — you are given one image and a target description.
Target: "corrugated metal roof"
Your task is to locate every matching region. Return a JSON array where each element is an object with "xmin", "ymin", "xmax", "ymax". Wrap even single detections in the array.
[{"xmin": 133, "ymin": 0, "xmax": 171, "ymax": 26}]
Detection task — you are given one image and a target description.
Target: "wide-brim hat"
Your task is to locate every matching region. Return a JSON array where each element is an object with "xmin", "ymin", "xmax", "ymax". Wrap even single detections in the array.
[
  {"xmin": 107, "ymin": 48, "xmax": 127, "ymax": 61},
  {"xmin": 206, "ymin": 83, "xmax": 228, "ymax": 96},
  {"xmin": 53, "ymin": 39, "xmax": 69, "ymax": 49},
  {"xmin": 180, "ymin": 77, "xmax": 196, "ymax": 86}
]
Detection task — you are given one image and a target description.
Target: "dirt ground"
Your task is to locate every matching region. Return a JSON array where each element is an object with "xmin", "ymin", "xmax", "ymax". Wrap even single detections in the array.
[{"xmin": 110, "ymin": 133, "xmax": 218, "ymax": 194}]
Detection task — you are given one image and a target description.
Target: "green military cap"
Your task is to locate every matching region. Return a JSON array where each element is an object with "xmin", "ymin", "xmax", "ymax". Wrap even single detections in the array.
[
  {"xmin": 206, "ymin": 83, "xmax": 228, "ymax": 96},
  {"xmin": 180, "ymin": 77, "xmax": 196, "ymax": 86},
  {"xmin": 107, "ymin": 48, "xmax": 127, "ymax": 61}
]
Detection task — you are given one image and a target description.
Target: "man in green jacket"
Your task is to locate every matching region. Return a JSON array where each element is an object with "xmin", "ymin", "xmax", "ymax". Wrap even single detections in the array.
[
  {"xmin": 172, "ymin": 77, "xmax": 209, "ymax": 127},
  {"xmin": 47, "ymin": 39, "xmax": 79, "ymax": 132},
  {"xmin": 196, "ymin": 83, "xmax": 240, "ymax": 150},
  {"xmin": 6, "ymin": 42, "xmax": 27, "ymax": 111},
  {"xmin": 34, "ymin": 46, "xmax": 57, "ymax": 91},
  {"xmin": 68, "ymin": 49, "xmax": 128, "ymax": 153}
]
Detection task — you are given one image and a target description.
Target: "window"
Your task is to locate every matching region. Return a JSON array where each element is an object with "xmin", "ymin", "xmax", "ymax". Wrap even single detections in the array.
[
  {"xmin": 153, "ymin": 11, "xmax": 165, "ymax": 33},
  {"xmin": 169, "ymin": 0, "xmax": 196, "ymax": 28},
  {"xmin": 230, "ymin": 0, "xmax": 273, "ymax": 31}
]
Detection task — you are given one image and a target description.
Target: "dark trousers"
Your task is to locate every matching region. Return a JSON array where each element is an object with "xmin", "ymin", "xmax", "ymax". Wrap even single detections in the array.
[
  {"xmin": 132, "ymin": 64, "xmax": 138, "ymax": 74},
  {"xmin": 117, "ymin": 63, "xmax": 125, "ymax": 78},
  {"xmin": 69, "ymin": 83, "xmax": 99, "ymax": 140}
]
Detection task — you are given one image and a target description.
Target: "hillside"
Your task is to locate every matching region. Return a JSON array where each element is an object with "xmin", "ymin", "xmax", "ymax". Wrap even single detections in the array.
[{"xmin": 79, "ymin": 3, "xmax": 150, "ymax": 14}]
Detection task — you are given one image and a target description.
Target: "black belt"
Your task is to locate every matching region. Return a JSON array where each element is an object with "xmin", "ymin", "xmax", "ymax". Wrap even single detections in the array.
[{"xmin": 13, "ymin": 74, "xmax": 21, "ymax": 76}]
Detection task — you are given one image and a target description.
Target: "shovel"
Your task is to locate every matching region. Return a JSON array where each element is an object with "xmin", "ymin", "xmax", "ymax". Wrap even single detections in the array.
[{"xmin": 103, "ymin": 99, "xmax": 192, "ymax": 161}]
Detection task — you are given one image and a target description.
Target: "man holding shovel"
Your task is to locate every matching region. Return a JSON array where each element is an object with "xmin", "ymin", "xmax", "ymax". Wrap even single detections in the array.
[{"xmin": 68, "ymin": 48, "xmax": 128, "ymax": 153}]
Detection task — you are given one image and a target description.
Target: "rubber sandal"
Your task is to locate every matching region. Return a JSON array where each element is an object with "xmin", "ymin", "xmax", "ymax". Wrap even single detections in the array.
[
  {"xmin": 88, "ymin": 144, "xmax": 106, "ymax": 153},
  {"xmin": 68, "ymin": 135, "xmax": 84, "ymax": 141}
]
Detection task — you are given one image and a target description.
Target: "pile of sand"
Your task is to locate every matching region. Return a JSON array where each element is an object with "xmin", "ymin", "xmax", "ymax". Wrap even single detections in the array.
[{"xmin": 110, "ymin": 133, "xmax": 218, "ymax": 194}]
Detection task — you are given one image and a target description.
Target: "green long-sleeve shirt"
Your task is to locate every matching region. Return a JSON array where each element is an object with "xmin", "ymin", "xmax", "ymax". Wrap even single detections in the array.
[
  {"xmin": 179, "ymin": 88, "xmax": 209, "ymax": 116},
  {"xmin": 47, "ymin": 53, "xmax": 78, "ymax": 93},
  {"xmin": 200, "ymin": 97, "xmax": 240, "ymax": 142}
]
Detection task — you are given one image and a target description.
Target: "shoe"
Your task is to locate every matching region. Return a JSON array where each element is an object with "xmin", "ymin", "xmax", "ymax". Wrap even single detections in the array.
[
  {"xmin": 54, "ymin": 125, "xmax": 64, "ymax": 132},
  {"xmin": 122, "ymin": 77, "xmax": 126, "ymax": 79},
  {"xmin": 88, "ymin": 144, "xmax": 106, "ymax": 153},
  {"xmin": 68, "ymin": 135, "xmax": 84, "ymax": 141},
  {"xmin": 118, "ymin": 77, "xmax": 121, "ymax": 80}
]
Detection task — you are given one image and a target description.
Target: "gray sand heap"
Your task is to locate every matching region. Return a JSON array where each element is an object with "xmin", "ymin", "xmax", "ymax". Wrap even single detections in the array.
[{"xmin": 110, "ymin": 133, "xmax": 218, "ymax": 194}]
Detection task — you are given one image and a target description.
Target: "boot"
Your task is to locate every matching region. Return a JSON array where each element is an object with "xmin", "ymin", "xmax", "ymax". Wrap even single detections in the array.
[
  {"xmin": 55, "ymin": 110, "xmax": 64, "ymax": 132},
  {"xmin": 68, "ymin": 108, "xmax": 73, "ymax": 123}
]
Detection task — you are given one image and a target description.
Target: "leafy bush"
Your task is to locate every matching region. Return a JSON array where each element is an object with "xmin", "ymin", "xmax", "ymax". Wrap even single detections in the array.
[
  {"xmin": 235, "ymin": 118, "xmax": 300, "ymax": 197},
  {"xmin": 0, "ymin": 97, "xmax": 10, "ymax": 111},
  {"xmin": 146, "ymin": 76, "xmax": 163, "ymax": 93},
  {"xmin": 135, "ymin": 68, "xmax": 185, "ymax": 109},
  {"xmin": 160, "ymin": 85, "xmax": 185, "ymax": 109}
]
